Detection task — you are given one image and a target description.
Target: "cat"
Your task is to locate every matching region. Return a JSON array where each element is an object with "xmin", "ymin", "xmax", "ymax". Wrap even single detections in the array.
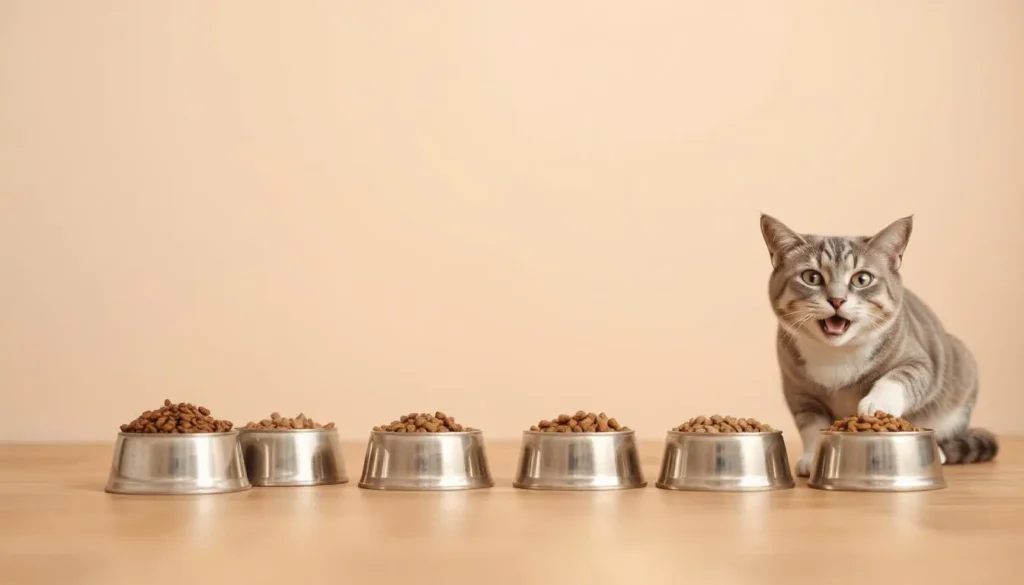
[{"xmin": 759, "ymin": 214, "xmax": 997, "ymax": 477}]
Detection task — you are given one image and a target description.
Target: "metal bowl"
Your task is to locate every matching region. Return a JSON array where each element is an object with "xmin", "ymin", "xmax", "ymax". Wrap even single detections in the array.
[
  {"xmin": 105, "ymin": 430, "xmax": 251, "ymax": 495},
  {"xmin": 807, "ymin": 430, "xmax": 946, "ymax": 492},
  {"xmin": 655, "ymin": 430, "xmax": 795, "ymax": 491},
  {"xmin": 513, "ymin": 430, "xmax": 646, "ymax": 490},
  {"xmin": 238, "ymin": 428, "xmax": 348, "ymax": 487},
  {"xmin": 357, "ymin": 430, "xmax": 494, "ymax": 491}
]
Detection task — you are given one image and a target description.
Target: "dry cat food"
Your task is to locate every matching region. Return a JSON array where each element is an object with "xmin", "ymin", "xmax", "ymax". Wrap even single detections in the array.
[
  {"xmin": 245, "ymin": 412, "xmax": 335, "ymax": 430},
  {"xmin": 529, "ymin": 411, "xmax": 629, "ymax": 432},
  {"xmin": 828, "ymin": 411, "xmax": 923, "ymax": 432},
  {"xmin": 373, "ymin": 412, "xmax": 475, "ymax": 433},
  {"xmin": 674, "ymin": 415, "xmax": 773, "ymax": 433},
  {"xmin": 120, "ymin": 399, "xmax": 234, "ymax": 434}
]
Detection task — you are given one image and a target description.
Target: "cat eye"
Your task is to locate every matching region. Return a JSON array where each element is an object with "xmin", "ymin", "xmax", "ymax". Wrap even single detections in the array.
[
  {"xmin": 800, "ymin": 270, "xmax": 823, "ymax": 286},
  {"xmin": 851, "ymin": 271, "xmax": 874, "ymax": 288}
]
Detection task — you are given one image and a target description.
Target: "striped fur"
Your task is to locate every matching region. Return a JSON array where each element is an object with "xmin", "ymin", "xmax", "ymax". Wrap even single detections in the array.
[{"xmin": 760, "ymin": 214, "xmax": 997, "ymax": 476}]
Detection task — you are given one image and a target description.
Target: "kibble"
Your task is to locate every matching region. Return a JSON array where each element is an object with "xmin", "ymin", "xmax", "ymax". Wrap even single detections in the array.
[
  {"xmin": 674, "ymin": 415, "xmax": 773, "ymax": 433},
  {"xmin": 828, "ymin": 411, "xmax": 923, "ymax": 432},
  {"xmin": 120, "ymin": 399, "xmax": 234, "ymax": 434},
  {"xmin": 245, "ymin": 412, "xmax": 335, "ymax": 430},
  {"xmin": 374, "ymin": 412, "xmax": 475, "ymax": 433},
  {"xmin": 529, "ymin": 411, "xmax": 629, "ymax": 433}
]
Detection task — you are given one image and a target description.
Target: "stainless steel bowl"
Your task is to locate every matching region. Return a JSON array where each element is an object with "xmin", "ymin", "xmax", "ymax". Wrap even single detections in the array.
[
  {"xmin": 655, "ymin": 430, "xmax": 795, "ymax": 491},
  {"xmin": 513, "ymin": 430, "xmax": 646, "ymax": 490},
  {"xmin": 357, "ymin": 430, "xmax": 494, "ymax": 491},
  {"xmin": 807, "ymin": 430, "xmax": 946, "ymax": 492},
  {"xmin": 105, "ymin": 430, "xmax": 251, "ymax": 495},
  {"xmin": 238, "ymin": 428, "xmax": 348, "ymax": 487}
]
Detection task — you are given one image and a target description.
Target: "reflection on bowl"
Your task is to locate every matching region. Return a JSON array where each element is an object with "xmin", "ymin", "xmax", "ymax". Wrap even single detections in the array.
[
  {"xmin": 239, "ymin": 428, "xmax": 347, "ymax": 487},
  {"xmin": 808, "ymin": 430, "xmax": 946, "ymax": 492},
  {"xmin": 105, "ymin": 431, "xmax": 251, "ymax": 495},
  {"xmin": 357, "ymin": 430, "xmax": 494, "ymax": 491},
  {"xmin": 513, "ymin": 430, "xmax": 646, "ymax": 490},
  {"xmin": 655, "ymin": 430, "xmax": 794, "ymax": 491}
]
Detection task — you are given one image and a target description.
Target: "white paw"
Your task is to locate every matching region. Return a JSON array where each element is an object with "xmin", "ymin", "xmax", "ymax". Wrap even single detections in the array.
[
  {"xmin": 795, "ymin": 454, "xmax": 813, "ymax": 477},
  {"xmin": 939, "ymin": 447, "xmax": 947, "ymax": 465},
  {"xmin": 858, "ymin": 380, "xmax": 908, "ymax": 417}
]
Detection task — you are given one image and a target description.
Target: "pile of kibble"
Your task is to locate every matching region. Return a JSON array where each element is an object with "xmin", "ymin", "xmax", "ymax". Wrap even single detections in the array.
[
  {"xmin": 374, "ymin": 412, "xmax": 474, "ymax": 432},
  {"xmin": 245, "ymin": 412, "xmax": 334, "ymax": 430},
  {"xmin": 674, "ymin": 415, "xmax": 773, "ymax": 433},
  {"xmin": 530, "ymin": 411, "xmax": 628, "ymax": 432},
  {"xmin": 829, "ymin": 411, "xmax": 923, "ymax": 432},
  {"xmin": 120, "ymin": 399, "xmax": 234, "ymax": 434}
]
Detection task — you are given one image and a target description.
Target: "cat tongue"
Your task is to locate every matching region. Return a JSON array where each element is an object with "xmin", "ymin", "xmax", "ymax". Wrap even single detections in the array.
[{"xmin": 823, "ymin": 317, "xmax": 848, "ymax": 334}]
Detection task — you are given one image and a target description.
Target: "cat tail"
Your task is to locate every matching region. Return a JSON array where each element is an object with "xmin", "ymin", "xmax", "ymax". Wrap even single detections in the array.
[{"xmin": 938, "ymin": 428, "xmax": 999, "ymax": 464}]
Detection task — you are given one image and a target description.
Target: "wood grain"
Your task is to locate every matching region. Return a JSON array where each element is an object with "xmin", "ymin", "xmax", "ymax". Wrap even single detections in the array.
[{"xmin": 1, "ymin": 439, "xmax": 1020, "ymax": 585}]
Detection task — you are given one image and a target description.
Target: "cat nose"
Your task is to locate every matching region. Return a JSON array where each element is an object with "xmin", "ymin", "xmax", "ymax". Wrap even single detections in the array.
[{"xmin": 828, "ymin": 297, "xmax": 846, "ymax": 310}]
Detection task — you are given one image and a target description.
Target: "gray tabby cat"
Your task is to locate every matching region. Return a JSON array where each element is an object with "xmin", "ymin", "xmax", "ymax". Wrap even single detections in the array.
[{"xmin": 760, "ymin": 214, "xmax": 997, "ymax": 476}]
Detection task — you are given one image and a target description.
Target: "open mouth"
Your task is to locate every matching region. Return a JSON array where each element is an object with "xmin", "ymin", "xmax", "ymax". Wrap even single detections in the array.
[{"xmin": 819, "ymin": 316, "xmax": 851, "ymax": 336}]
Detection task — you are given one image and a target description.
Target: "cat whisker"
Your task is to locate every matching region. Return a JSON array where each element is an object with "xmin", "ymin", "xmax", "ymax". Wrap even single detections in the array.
[{"xmin": 781, "ymin": 313, "xmax": 817, "ymax": 351}]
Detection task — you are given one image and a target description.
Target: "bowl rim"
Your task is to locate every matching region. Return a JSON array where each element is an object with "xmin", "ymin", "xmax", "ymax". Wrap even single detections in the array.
[
  {"xmin": 521, "ymin": 428, "xmax": 635, "ymax": 437},
  {"xmin": 369, "ymin": 428, "xmax": 484, "ymax": 436},
  {"xmin": 817, "ymin": 428, "xmax": 935, "ymax": 437},
  {"xmin": 238, "ymin": 427, "xmax": 338, "ymax": 434},
  {"xmin": 664, "ymin": 429, "xmax": 783, "ymax": 437},
  {"xmin": 116, "ymin": 429, "xmax": 240, "ymax": 438}
]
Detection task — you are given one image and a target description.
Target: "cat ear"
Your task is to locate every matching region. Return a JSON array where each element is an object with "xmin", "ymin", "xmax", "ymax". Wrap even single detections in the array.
[
  {"xmin": 867, "ymin": 215, "xmax": 913, "ymax": 271},
  {"xmin": 760, "ymin": 214, "xmax": 806, "ymax": 268}
]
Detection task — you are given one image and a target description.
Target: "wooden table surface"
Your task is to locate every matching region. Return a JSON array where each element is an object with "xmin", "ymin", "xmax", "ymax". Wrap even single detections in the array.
[{"xmin": 1, "ymin": 439, "xmax": 1020, "ymax": 585}]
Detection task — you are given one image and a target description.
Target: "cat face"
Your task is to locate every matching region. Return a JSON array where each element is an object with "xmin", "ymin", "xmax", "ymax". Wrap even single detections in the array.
[{"xmin": 760, "ymin": 215, "xmax": 913, "ymax": 347}]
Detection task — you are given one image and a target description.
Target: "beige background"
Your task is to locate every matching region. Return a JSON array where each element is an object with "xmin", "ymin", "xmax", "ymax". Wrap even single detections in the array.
[{"xmin": 1, "ymin": 1, "xmax": 1022, "ymax": 442}]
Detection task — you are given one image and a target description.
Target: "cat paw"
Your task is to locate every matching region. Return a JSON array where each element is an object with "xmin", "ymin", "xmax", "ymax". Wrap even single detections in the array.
[
  {"xmin": 939, "ymin": 447, "xmax": 947, "ymax": 465},
  {"xmin": 795, "ymin": 454, "xmax": 813, "ymax": 477},
  {"xmin": 858, "ymin": 380, "xmax": 908, "ymax": 417}
]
